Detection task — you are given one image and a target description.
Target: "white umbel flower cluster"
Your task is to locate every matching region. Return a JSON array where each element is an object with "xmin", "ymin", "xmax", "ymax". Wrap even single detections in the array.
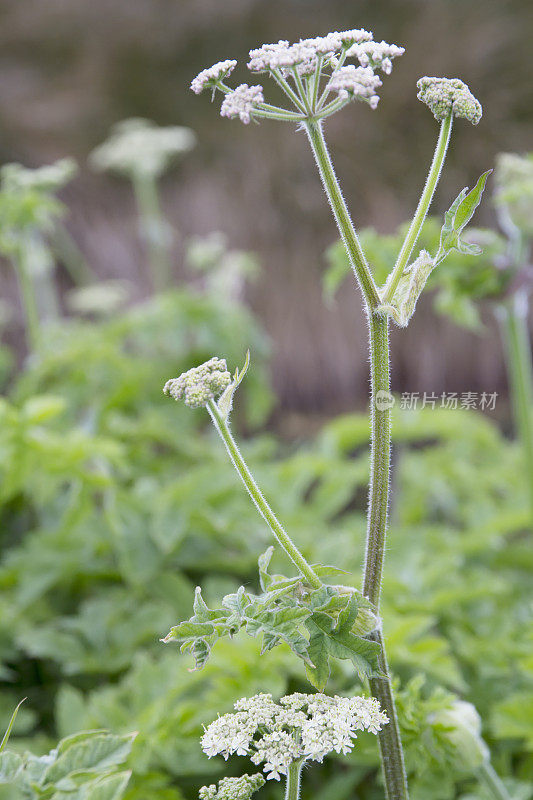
[
  {"xmin": 326, "ymin": 66, "xmax": 382, "ymax": 108},
  {"xmin": 89, "ymin": 118, "xmax": 195, "ymax": 179},
  {"xmin": 163, "ymin": 357, "xmax": 231, "ymax": 408},
  {"xmin": 220, "ymin": 84, "xmax": 265, "ymax": 124},
  {"xmin": 201, "ymin": 692, "xmax": 388, "ymax": 781},
  {"xmin": 417, "ymin": 77, "xmax": 482, "ymax": 125},
  {"xmin": 190, "ymin": 28, "xmax": 403, "ymax": 124},
  {"xmin": 191, "ymin": 60, "xmax": 238, "ymax": 94},
  {"xmin": 199, "ymin": 773, "xmax": 265, "ymax": 800}
]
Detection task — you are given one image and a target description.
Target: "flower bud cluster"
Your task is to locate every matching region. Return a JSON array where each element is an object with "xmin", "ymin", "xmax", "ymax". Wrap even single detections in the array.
[
  {"xmin": 326, "ymin": 66, "xmax": 382, "ymax": 108},
  {"xmin": 199, "ymin": 774, "xmax": 265, "ymax": 800},
  {"xmin": 417, "ymin": 77, "xmax": 482, "ymax": 125},
  {"xmin": 201, "ymin": 692, "xmax": 388, "ymax": 781},
  {"xmin": 163, "ymin": 357, "xmax": 231, "ymax": 408},
  {"xmin": 346, "ymin": 41, "xmax": 405, "ymax": 74},
  {"xmin": 220, "ymin": 84, "xmax": 265, "ymax": 124},
  {"xmin": 191, "ymin": 60, "xmax": 238, "ymax": 95}
]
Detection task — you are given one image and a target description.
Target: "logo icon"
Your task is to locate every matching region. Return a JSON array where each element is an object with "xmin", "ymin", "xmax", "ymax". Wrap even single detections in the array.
[{"xmin": 374, "ymin": 390, "xmax": 395, "ymax": 411}]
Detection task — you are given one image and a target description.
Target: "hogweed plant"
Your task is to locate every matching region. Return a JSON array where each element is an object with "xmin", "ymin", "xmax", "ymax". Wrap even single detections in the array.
[
  {"xmin": 0, "ymin": 158, "xmax": 77, "ymax": 351},
  {"xmin": 90, "ymin": 118, "xmax": 196, "ymax": 292},
  {"xmin": 163, "ymin": 28, "xmax": 495, "ymax": 800}
]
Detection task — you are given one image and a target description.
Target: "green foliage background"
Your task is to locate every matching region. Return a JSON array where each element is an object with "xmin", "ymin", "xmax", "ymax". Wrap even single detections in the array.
[{"xmin": 0, "ymin": 270, "xmax": 531, "ymax": 798}]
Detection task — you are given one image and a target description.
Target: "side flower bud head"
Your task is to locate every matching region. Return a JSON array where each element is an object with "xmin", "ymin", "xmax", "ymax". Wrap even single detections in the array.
[
  {"xmin": 429, "ymin": 700, "xmax": 489, "ymax": 771},
  {"xmin": 220, "ymin": 84, "xmax": 265, "ymax": 124},
  {"xmin": 163, "ymin": 357, "xmax": 231, "ymax": 408},
  {"xmin": 199, "ymin": 774, "xmax": 265, "ymax": 800},
  {"xmin": 326, "ymin": 66, "xmax": 382, "ymax": 108},
  {"xmin": 191, "ymin": 60, "xmax": 238, "ymax": 94},
  {"xmin": 200, "ymin": 692, "xmax": 388, "ymax": 781},
  {"xmin": 417, "ymin": 77, "xmax": 482, "ymax": 125}
]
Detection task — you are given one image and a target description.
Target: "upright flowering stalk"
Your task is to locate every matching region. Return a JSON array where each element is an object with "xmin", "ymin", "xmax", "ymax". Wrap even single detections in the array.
[
  {"xmin": 198, "ymin": 692, "xmax": 387, "ymax": 800},
  {"xmin": 176, "ymin": 29, "xmax": 488, "ymax": 800},
  {"xmin": 90, "ymin": 118, "xmax": 196, "ymax": 292},
  {"xmin": 493, "ymin": 153, "xmax": 533, "ymax": 523}
]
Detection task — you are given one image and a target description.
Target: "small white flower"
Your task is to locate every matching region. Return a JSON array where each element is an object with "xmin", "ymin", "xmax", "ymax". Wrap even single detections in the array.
[
  {"xmin": 326, "ymin": 65, "xmax": 383, "ymax": 106},
  {"xmin": 220, "ymin": 84, "xmax": 264, "ymax": 124},
  {"xmin": 191, "ymin": 60, "xmax": 237, "ymax": 94}
]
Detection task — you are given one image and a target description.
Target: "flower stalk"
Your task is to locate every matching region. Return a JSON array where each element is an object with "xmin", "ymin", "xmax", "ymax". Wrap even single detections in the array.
[
  {"xmin": 498, "ymin": 293, "xmax": 533, "ymax": 519},
  {"xmin": 284, "ymin": 759, "xmax": 303, "ymax": 800},
  {"xmin": 304, "ymin": 120, "xmax": 380, "ymax": 308},
  {"xmin": 383, "ymin": 112, "xmax": 453, "ymax": 305},
  {"xmin": 206, "ymin": 399, "xmax": 322, "ymax": 589}
]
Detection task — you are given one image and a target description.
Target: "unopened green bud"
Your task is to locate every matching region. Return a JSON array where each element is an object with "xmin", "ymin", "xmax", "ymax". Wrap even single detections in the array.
[
  {"xmin": 199, "ymin": 774, "xmax": 265, "ymax": 800},
  {"xmin": 164, "ymin": 357, "xmax": 231, "ymax": 408},
  {"xmin": 430, "ymin": 700, "xmax": 489, "ymax": 771},
  {"xmin": 417, "ymin": 77, "xmax": 482, "ymax": 125}
]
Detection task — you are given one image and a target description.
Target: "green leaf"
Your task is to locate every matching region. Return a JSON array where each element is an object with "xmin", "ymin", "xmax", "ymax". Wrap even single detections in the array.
[
  {"xmin": 44, "ymin": 732, "xmax": 136, "ymax": 785},
  {"xmin": 44, "ymin": 732, "xmax": 137, "ymax": 784},
  {"xmin": 310, "ymin": 612, "xmax": 380, "ymax": 680},
  {"xmin": 0, "ymin": 699, "xmax": 25, "ymax": 753},
  {"xmin": 435, "ymin": 170, "xmax": 492, "ymax": 264},
  {"xmin": 335, "ymin": 592, "xmax": 360, "ymax": 633},
  {"xmin": 162, "ymin": 621, "xmax": 215, "ymax": 643},
  {"xmin": 305, "ymin": 624, "xmax": 331, "ymax": 691},
  {"xmin": 258, "ymin": 546, "xmax": 274, "ymax": 591},
  {"xmin": 85, "ymin": 771, "xmax": 132, "ymax": 800},
  {"xmin": 0, "ymin": 752, "xmax": 24, "ymax": 785}
]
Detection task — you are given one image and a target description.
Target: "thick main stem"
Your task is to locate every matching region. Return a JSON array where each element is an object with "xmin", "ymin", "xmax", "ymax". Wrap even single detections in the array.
[
  {"xmin": 206, "ymin": 400, "xmax": 322, "ymax": 589},
  {"xmin": 304, "ymin": 120, "xmax": 380, "ymax": 309},
  {"xmin": 364, "ymin": 311, "xmax": 409, "ymax": 800},
  {"xmin": 383, "ymin": 113, "xmax": 453, "ymax": 305},
  {"xmin": 305, "ymin": 118, "xmax": 408, "ymax": 797},
  {"xmin": 285, "ymin": 760, "xmax": 304, "ymax": 800},
  {"xmin": 498, "ymin": 294, "xmax": 533, "ymax": 522}
]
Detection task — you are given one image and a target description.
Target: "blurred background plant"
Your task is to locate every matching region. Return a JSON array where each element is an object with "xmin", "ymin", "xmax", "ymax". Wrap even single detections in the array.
[{"xmin": 0, "ymin": 2, "xmax": 531, "ymax": 799}]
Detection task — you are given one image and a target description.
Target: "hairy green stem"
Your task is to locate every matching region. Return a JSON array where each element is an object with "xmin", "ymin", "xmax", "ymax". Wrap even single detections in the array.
[
  {"xmin": 498, "ymin": 293, "xmax": 533, "ymax": 521},
  {"xmin": 363, "ymin": 312, "xmax": 392, "ymax": 607},
  {"xmin": 478, "ymin": 761, "xmax": 511, "ymax": 800},
  {"xmin": 133, "ymin": 174, "xmax": 172, "ymax": 293},
  {"xmin": 206, "ymin": 400, "xmax": 322, "ymax": 589},
  {"xmin": 16, "ymin": 247, "xmax": 41, "ymax": 352},
  {"xmin": 364, "ymin": 312, "xmax": 409, "ymax": 800},
  {"xmin": 285, "ymin": 760, "xmax": 304, "ymax": 800},
  {"xmin": 304, "ymin": 120, "xmax": 380, "ymax": 309},
  {"xmin": 305, "ymin": 118, "xmax": 408, "ymax": 797},
  {"xmin": 383, "ymin": 113, "xmax": 453, "ymax": 305},
  {"xmin": 370, "ymin": 629, "xmax": 409, "ymax": 800}
]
